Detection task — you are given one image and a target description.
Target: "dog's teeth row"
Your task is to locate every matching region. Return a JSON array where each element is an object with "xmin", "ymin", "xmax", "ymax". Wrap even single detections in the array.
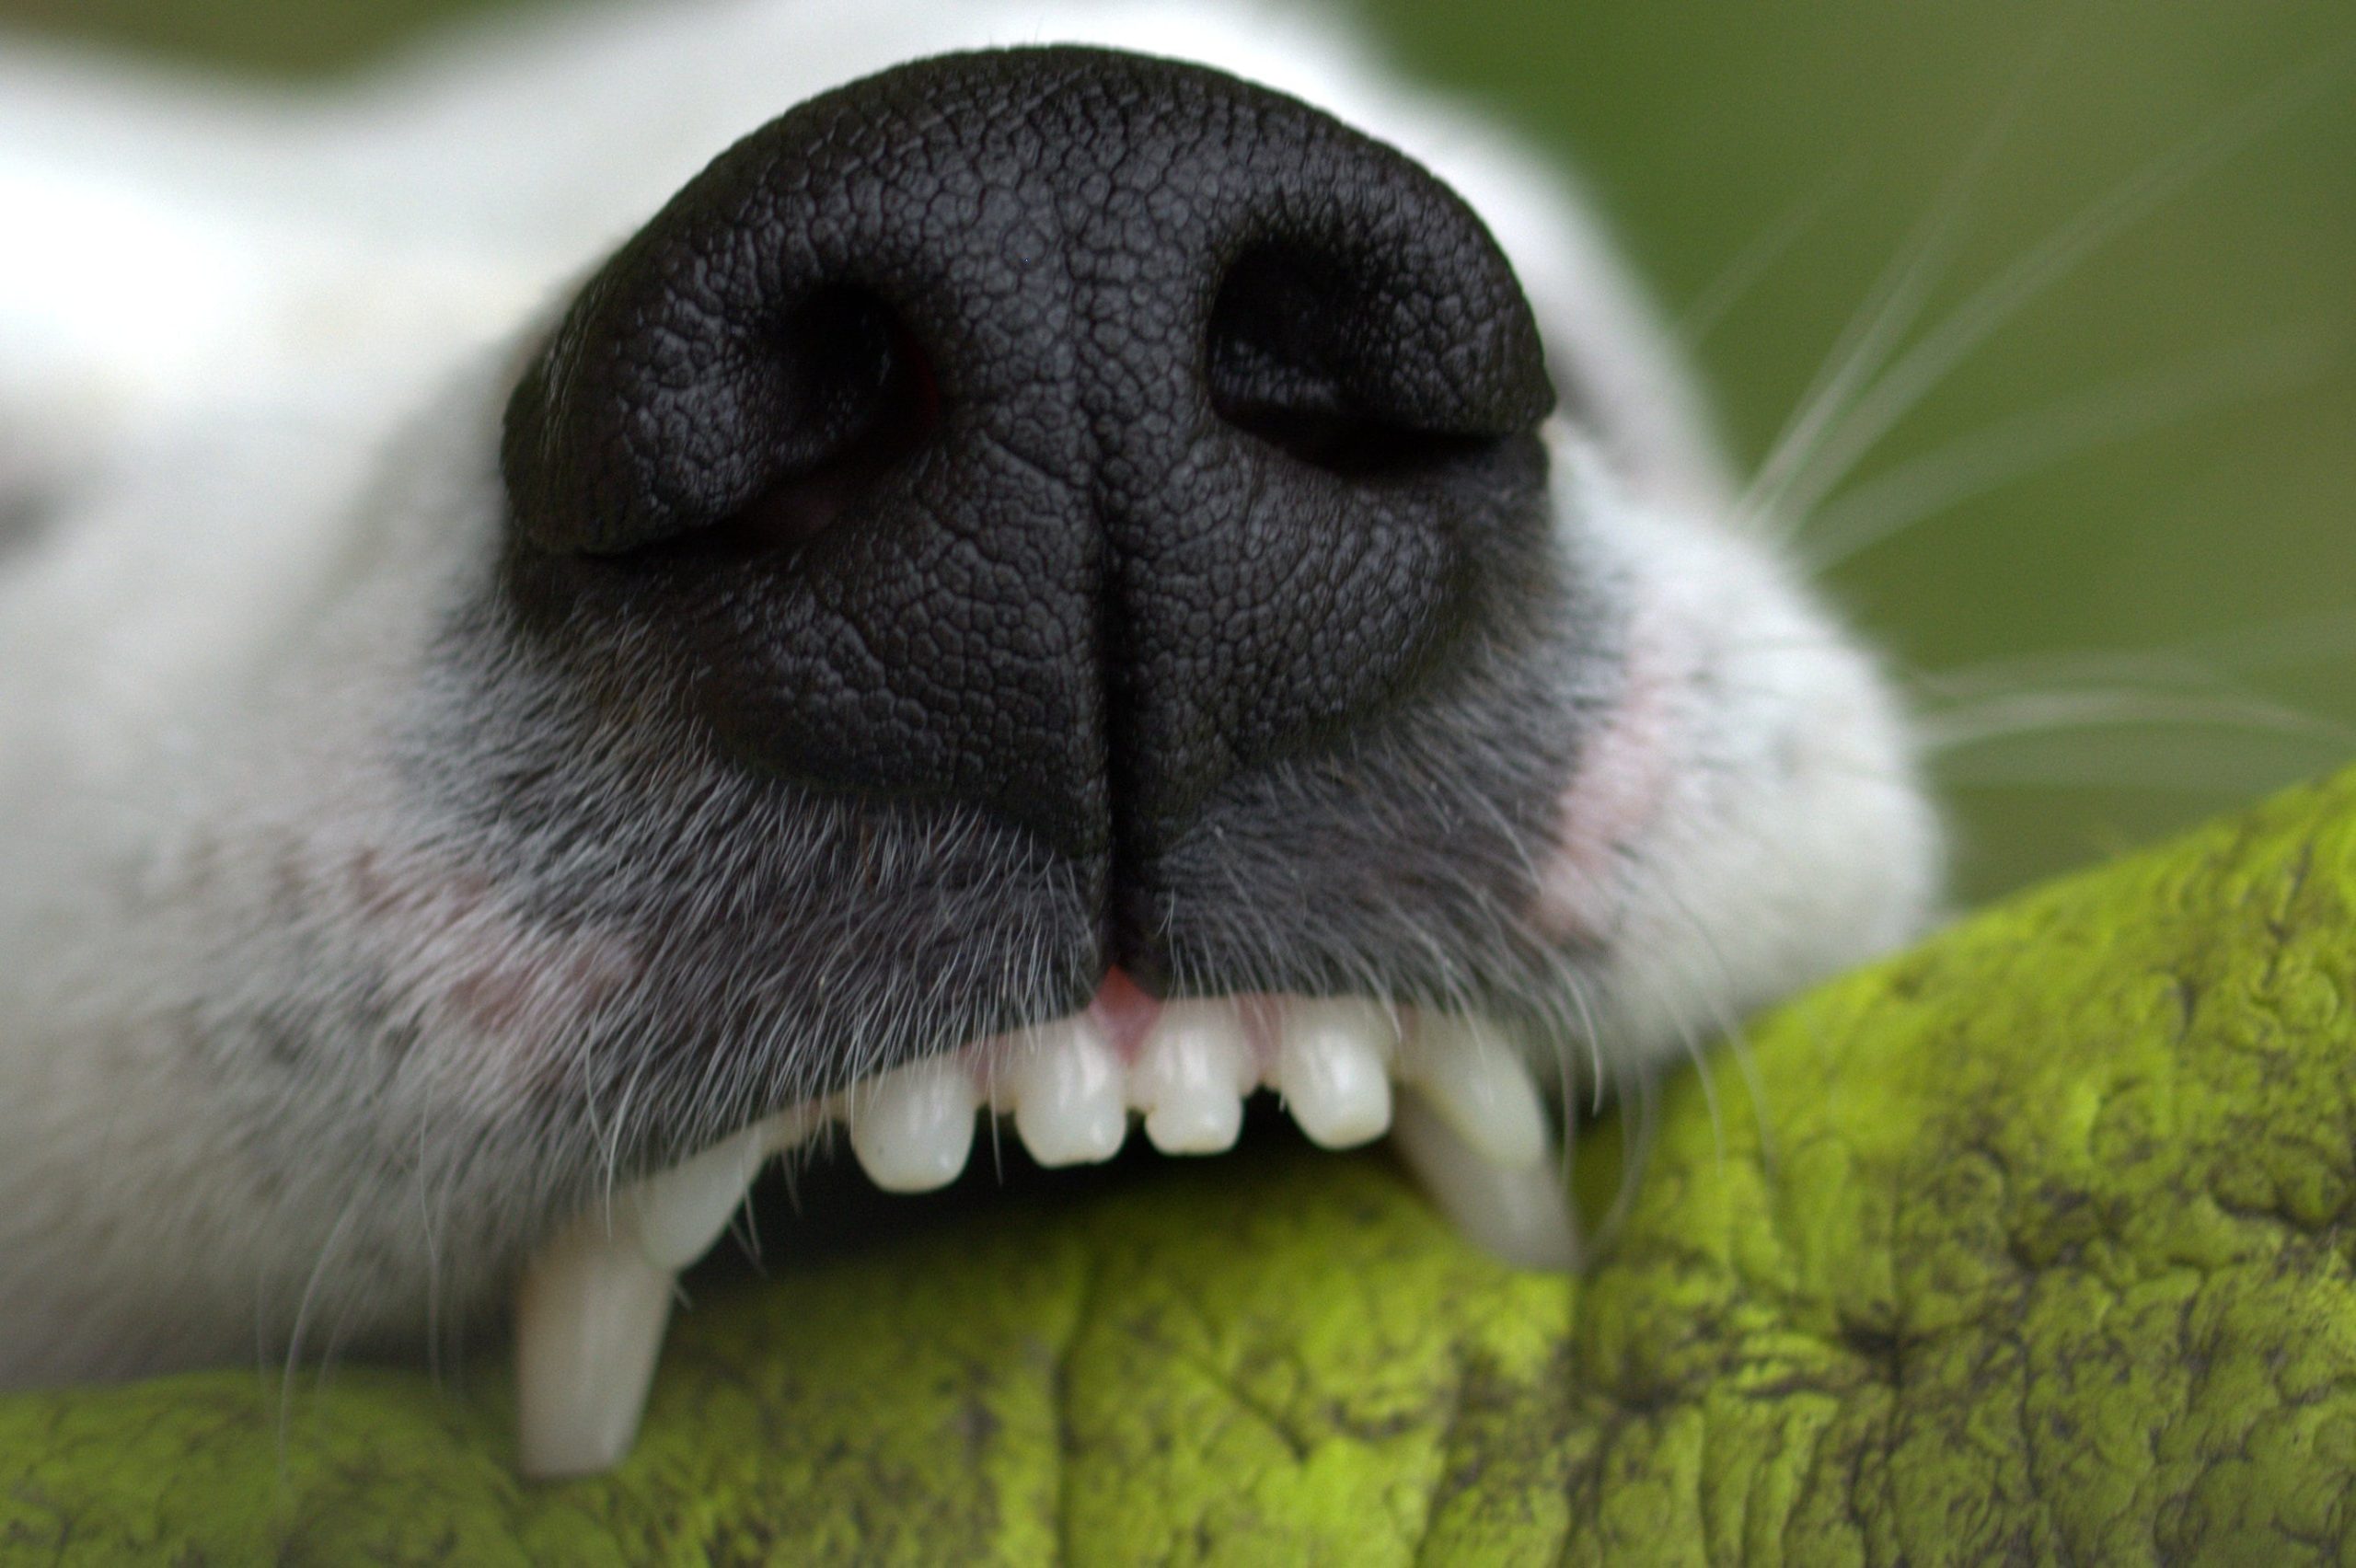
[
  {"xmin": 875, "ymin": 997, "xmax": 1384, "ymax": 1183},
  {"xmin": 514, "ymin": 1000, "xmax": 1572, "ymax": 1479},
  {"xmin": 840, "ymin": 997, "xmax": 1552, "ymax": 1188}
]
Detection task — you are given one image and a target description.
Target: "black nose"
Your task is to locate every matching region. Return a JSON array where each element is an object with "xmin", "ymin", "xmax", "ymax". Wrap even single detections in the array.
[{"xmin": 502, "ymin": 47, "xmax": 1553, "ymax": 891}]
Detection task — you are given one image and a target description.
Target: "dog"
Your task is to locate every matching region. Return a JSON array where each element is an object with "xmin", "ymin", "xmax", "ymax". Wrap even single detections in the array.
[{"xmin": 0, "ymin": 0, "xmax": 1940, "ymax": 1473}]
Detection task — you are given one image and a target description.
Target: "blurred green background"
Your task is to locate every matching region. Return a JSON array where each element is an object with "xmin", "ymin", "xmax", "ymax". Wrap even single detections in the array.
[{"xmin": 6, "ymin": 0, "xmax": 2349, "ymax": 906}]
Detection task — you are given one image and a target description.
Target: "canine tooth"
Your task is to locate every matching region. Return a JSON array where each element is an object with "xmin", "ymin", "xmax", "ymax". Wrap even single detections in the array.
[
  {"xmin": 849, "ymin": 1056, "xmax": 979, "ymax": 1193},
  {"xmin": 1276, "ymin": 998, "xmax": 1396, "ymax": 1149},
  {"xmin": 1009, "ymin": 1015, "xmax": 1129, "ymax": 1166},
  {"xmin": 515, "ymin": 1209, "xmax": 677, "ymax": 1479},
  {"xmin": 630, "ymin": 1122, "xmax": 768, "ymax": 1271},
  {"xmin": 515, "ymin": 1101, "xmax": 824, "ymax": 1478},
  {"xmin": 1400, "ymin": 1012, "xmax": 1550, "ymax": 1170},
  {"xmin": 1391, "ymin": 1088, "xmax": 1580, "ymax": 1272},
  {"xmin": 1133, "ymin": 997, "xmax": 1253, "ymax": 1154}
]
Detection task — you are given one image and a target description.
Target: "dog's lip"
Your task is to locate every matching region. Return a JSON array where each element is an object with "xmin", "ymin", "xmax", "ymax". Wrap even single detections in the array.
[{"xmin": 511, "ymin": 974, "xmax": 1575, "ymax": 1477}]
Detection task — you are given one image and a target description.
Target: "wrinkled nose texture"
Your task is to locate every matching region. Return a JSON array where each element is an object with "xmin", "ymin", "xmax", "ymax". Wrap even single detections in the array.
[{"xmin": 502, "ymin": 47, "xmax": 1554, "ymax": 952}]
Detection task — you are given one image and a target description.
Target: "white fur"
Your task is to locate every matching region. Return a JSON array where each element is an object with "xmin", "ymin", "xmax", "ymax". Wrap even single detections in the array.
[{"xmin": 0, "ymin": 0, "xmax": 1938, "ymax": 1381}]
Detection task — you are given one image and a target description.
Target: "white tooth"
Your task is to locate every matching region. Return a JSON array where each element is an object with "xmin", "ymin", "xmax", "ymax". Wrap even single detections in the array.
[
  {"xmin": 1399, "ymin": 1012, "xmax": 1550, "ymax": 1170},
  {"xmin": 515, "ymin": 1207, "xmax": 677, "ymax": 1480},
  {"xmin": 1133, "ymin": 997, "xmax": 1253, "ymax": 1154},
  {"xmin": 849, "ymin": 1055, "xmax": 980, "ymax": 1193},
  {"xmin": 1276, "ymin": 998, "xmax": 1396, "ymax": 1149},
  {"xmin": 630, "ymin": 1122, "xmax": 768, "ymax": 1272},
  {"xmin": 1009, "ymin": 1014, "xmax": 1129, "ymax": 1166},
  {"xmin": 1390, "ymin": 1088, "xmax": 1580, "ymax": 1272},
  {"xmin": 514, "ymin": 1100, "xmax": 831, "ymax": 1479}
]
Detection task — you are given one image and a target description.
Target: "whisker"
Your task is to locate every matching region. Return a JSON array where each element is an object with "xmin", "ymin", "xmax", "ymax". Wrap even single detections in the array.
[
  {"xmin": 1679, "ymin": 1017, "xmax": 1726, "ymax": 1170},
  {"xmin": 1920, "ymin": 614, "xmax": 2356, "ymax": 693},
  {"xmin": 410, "ymin": 1082, "xmax": 463, "ymax": 1389},
  {"xmin": 1737, "ymin": 18, "xmax": 2072, "ymax": 536},
  {"xmin": 1916, "ymin": 687, "xmax": 2353, "ymax": 755},
  {"xmin": 1677, "ymin": 165, "xmax": 1859, "ymax": 348},
  {"xmin": 1934, "ymin": 747, "xmax": 2346, "ymax": 794},
  {"xmin": 1900, "ymin": 624, "xmax": 2356, "ymax": 801},
  {"xmin": 1590, "ymin": 1070, "xmax": 1659, "ymax": 1257},
  {"xmin": 1649, "ymin": 879, "xmax": 1780, "ymax": 1179},
  {"xmin": 1775, "ymin": 41, "xmax": 2356, "ymax": 533},
  {"xmin": 2173, "ymin": 610, "xmax": 2356, "ymax": 676},
  {"xmin": 1914, "ymin": 645, "xmax": 2260, "ymax": 698},
  {"xmin": 275, "ymin": 1187, "xmax": 365, "ymax": 1470},
  {"xmin": 1737, "ymin": 197, "xmax": 1971, "ymax": 537},
  {"xmin": 1799, "ymin": 320, "xmax": 2352, "ymax": 569},
  {"xmin": 1719, "ymin": 1009, "xmax": 1774, "ymax": 1182},
  {"xmin": 1555, "ymin": 962, "xmax": 1610, "ymax": 1119}
]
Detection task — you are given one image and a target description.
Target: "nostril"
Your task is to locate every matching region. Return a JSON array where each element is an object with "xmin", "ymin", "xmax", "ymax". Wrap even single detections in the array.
[
  {"xmin": 629, "ymin": 287, "xmax": 941, "ymax": 566},
  {"xmin": 503, "ymin": 265, "xmax": 941, "ymax": 561},
  {"xmin": 1206, "ymin": 245, "xmax": 1505, "ymax": 478}
]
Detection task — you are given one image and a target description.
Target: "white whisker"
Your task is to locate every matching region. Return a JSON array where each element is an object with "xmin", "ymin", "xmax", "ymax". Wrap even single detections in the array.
[
  {"xmin": 1737, "ymin": 22, "xmax": 2072, "ymax": 536},
  {"xmin": 1801, "ymin": 321, "xmax": 2352, "ymax": 569},
  {"xmin": 1775, "ymin": 43, "xmax": 2356, "ymax": 533},
  {"xmin": 274, "ymin": 1188, "xmax": 365, "ymax": 1466},
  {"xmin": 1677, "ymin": 167, "xmax": 1859, "ymax": 348},
  {"xmin": 1917, "ymin": 687, "xmax": 2351, "ymax": 755}
]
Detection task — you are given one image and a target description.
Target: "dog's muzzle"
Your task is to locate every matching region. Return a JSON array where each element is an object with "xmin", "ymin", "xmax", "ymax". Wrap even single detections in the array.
[{"xmin": 498, "ymin": 46, "xmax": 1556, "ymax": 984}]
